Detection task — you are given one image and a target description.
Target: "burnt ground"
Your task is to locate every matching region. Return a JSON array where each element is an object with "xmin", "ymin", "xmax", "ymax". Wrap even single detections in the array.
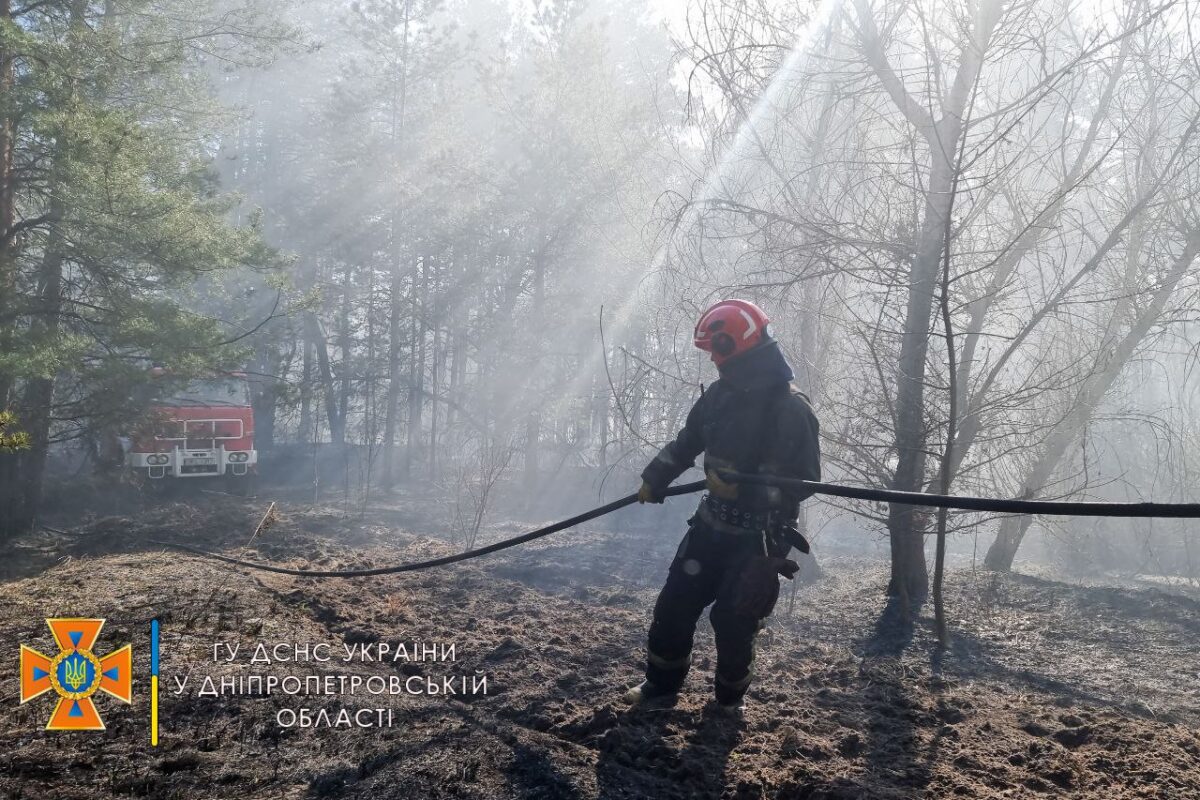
[{"xmin": 1, "ymin": 490, "xmax": 1198, "ymax": 799}]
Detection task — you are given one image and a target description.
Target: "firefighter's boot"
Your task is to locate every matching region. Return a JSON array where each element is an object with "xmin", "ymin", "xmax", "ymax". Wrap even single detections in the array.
[
  {"xmin": 712, "ymin": 696, "xmax": 747, "ymax": 717},
  {"xmin": 621, "ymin": 680, "xmax": 677, "ymax": 706}
]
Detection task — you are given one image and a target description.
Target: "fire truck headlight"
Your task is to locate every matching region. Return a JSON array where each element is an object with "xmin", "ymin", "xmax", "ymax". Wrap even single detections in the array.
[
  {"xmin": 148, "ymin": 454, "xmax": 169, "ymax": 466},
  {"xmin": 229, "ymin": 452, "xmax": 248, "ymax": 463}
]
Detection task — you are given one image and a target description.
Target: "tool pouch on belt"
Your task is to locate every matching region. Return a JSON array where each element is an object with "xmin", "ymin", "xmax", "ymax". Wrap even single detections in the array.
[
  {"xmin": 733, "ymin": 556, "xmax": 801, "ymax": 618},
  {"xmin": 777, "ymin": 522, "xmax": 810, "ymax": 554}
]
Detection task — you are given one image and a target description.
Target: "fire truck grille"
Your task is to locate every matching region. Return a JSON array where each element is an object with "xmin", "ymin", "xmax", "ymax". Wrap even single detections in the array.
[{"xmin": 181, "ymin": 464, "xmax": 220, "ymax": 475}]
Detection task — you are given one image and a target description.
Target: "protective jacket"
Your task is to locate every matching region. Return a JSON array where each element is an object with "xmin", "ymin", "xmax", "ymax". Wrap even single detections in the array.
[{"xmin": 640, "ymin": 340, "xmax": 821, "ymax": 529}]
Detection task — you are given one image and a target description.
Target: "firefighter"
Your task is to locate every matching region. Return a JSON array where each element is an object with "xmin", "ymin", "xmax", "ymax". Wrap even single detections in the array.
[{"xmin": 624, "ymin": 299, "xmax": 820, "ymax": 714}]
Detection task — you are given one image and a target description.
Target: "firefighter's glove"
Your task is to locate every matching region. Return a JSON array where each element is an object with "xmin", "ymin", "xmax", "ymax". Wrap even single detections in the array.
[
  {"xmin": 705, "ymin": 468, "xmax": 739, "ymax": 500},
  {"xmin": 637, "ymin": 481, "xmax": 664, "ymax": 504},
  {"xmin": 774, "ymin": 557, "xmax": 801, "ymax": 579},
  {"xmin": 733, "ymin": 556, "xmax": 800, "ymax": 618}
]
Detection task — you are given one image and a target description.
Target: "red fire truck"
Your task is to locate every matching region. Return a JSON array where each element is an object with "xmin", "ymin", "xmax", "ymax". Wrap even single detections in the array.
[{"xmin": 125, "ymin": 371, "xmax": 257, "ymax": 483}]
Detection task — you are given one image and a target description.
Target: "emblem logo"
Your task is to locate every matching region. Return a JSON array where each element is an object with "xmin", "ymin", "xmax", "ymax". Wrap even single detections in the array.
[{"xmin": 19, "ymin": 618, "xmax": 132, "ymax": 730}]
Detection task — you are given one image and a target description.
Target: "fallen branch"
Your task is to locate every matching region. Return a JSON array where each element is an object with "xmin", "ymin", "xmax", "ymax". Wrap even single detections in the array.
[{"xmin": 247, "ymin": 501, "xmax": 278, "ymax": 546}]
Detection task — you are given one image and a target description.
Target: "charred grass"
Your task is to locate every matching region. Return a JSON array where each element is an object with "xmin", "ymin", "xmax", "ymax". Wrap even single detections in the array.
[{"xmin": 0, "ymin": 492, "xmax": 1198, "ymax": 799}]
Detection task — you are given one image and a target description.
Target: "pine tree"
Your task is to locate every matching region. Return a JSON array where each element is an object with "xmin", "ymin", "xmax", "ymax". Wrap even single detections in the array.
[{"xmin": 0, "ymin": 0, "xmax": 291, "ymax": 536}]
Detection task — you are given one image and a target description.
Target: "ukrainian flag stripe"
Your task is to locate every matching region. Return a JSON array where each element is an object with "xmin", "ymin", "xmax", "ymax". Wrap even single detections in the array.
[
  {"xmin": 151, "ymin": 675, "xmax": 159, "ymax": 746},
  {"xmin": 150, "ymin": 620, "xmax": 159, "ymax": 747},
  {"xmin": 151, "ymin": 619, "xmax": 159, "ymax": 675}
]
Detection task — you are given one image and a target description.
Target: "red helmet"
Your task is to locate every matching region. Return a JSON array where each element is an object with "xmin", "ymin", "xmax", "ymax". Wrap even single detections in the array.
[{"xmin": 693, "ymin": 299, "xmax": 771, "ymax": 366}]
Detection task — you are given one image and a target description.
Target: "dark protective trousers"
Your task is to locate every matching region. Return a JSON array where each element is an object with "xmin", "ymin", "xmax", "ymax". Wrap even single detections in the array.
[{"xmin": 644, "ymin": 521, "xmax": 783, "ymax": 704}]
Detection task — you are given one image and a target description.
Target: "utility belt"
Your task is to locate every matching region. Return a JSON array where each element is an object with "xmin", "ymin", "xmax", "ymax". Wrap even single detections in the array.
[
  {"xmin": 696, "ymin": 495, "xmax": 810, "ymax": 554},
  {"xmin": 697, "ymin": 494, "xmax": 776, "ymax": 535}
]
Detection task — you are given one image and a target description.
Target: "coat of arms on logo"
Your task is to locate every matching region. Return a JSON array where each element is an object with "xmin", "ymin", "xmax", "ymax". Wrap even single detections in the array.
[{"xmin": 19, "ymin": 618, "xmax": 132, "ymax": 730}]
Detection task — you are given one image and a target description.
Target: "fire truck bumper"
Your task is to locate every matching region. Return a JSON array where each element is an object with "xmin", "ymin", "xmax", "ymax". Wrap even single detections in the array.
[{"xmin": 127, "ymin": 448, "xmax": 258, "ymax": 478}]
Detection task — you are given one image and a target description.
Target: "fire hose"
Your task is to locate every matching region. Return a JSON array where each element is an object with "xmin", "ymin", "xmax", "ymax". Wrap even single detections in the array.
[
  {"xmin": 153, "ymin": 480, "xmax": 707, "ymax": 578},
  {"xmin": 156, "ymin": 473, "xmax": 1200, "ymax": 579},
  {"xmin": 718, "ymin": 472, "xmax": 1200, "ymax": 518}
]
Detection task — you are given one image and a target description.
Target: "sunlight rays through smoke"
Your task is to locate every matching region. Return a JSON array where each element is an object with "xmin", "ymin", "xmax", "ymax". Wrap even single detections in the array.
[{"xmin": 555, "ymin": 0, "xmax": 846, "ymax": 479}]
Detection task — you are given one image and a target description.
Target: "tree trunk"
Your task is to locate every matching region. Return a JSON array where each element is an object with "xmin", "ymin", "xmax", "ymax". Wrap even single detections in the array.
[
  {"xmin": 592, "ymin": 370, "xmax": 609, "ymax": 468},
  {"xmin": 524, "ymin": 247, "xmax": 547, "ymax": 494},
  {"xmin": 855, "ymin": 0, "xmax": 1001, "ymax": 601},
  {"xmin": 299, "ymin": 334, "xmax": 313, "ymax": 443},
  {"xmin": 404, "ymin": 256, "xmax": 425, "ymax": 478},
  {"xmin": 336, "ymin": 264, "xmax": 352, "ymax": 439},
  {"xmin": 447, "ymin": 328, "xmax": 463, "ymax": 431},
  {"xmin": 380, "ymin": 0, "xmax": 411, "ymax": 487},
  {"xmin": 16, "ymin": 233, "xmax": 65, "ymax": 530},
  {"xmin": 523, "ymin": 410, "xmax": 540, "ymax": 495},
  {"xmin": 382, "ymin": 254, "xmax": 404, "ymax": 485},
  {"xmin": 885, "ymin": 146, "xmax": 954, "ymax": 601},
  {"xmin": 306, "ymin": 311, "xmax": 343, "ymax": 445},
  {"xmin": 429, "ymin": 326, "xmax": 439, "ymax": 479},
  {"xmin": 248, "ymin": 336, "xmax": 280, "ymax": 453}
]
